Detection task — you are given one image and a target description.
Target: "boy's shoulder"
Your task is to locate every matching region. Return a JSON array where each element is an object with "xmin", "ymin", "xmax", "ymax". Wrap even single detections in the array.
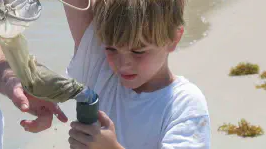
[
  {"xmin": 167, "ymin": 76, "xmax": 205, "ymax": 98},
  {"xmin": 165, "ymin": 76, "xmax": 209, "ymax": 118},
  {"xmin": 154, "ymin": 76, "xmax": 209, "ymax": 135}
]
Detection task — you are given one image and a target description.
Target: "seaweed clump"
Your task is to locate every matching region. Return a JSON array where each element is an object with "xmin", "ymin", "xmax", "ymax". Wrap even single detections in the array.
[
  {"xmin": 218, "ymin": 119, "xmax": 264, "ymax": 137},
  {"xmin": 256, "ymin": 71, "xmax": 266, "ymax": 90},
  {"xmin": 229, "ymin": 62, "xmax": 260, "ymax": 76},
  {"xmin": 256, "ymin": 83, "xmax": 266, "ymax": 90},
  {"xmin": 260, "ymin": 71, "xmax": 266, "ymax": 79}
]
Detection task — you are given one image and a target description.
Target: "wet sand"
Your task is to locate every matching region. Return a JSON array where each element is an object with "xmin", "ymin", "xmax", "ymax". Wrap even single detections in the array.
[{"xmin": 0, "ymin": 0, "xmax": 266, "ymax": 148}]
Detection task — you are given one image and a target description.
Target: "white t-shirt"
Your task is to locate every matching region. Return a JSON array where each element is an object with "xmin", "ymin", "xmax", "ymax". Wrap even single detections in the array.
[
  {"xmin": 0, "ymin": 109, "xmax": 4, "ymax": 149},
  {"xmin": 67, "ymin": 23, "xmax": 210, "ymax": 149}
]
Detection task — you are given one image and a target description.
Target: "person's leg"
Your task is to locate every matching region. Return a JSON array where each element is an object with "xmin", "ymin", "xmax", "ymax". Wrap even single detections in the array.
[{"xmin": 0, "ymin": 109, "xmax": 4, "ymax": 149}]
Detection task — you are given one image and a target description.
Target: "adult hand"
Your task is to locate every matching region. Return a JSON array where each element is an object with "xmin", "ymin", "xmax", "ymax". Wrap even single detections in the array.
[{"xmin": 5, "ymin": 77, "xmax": 68, "ymax": 133}]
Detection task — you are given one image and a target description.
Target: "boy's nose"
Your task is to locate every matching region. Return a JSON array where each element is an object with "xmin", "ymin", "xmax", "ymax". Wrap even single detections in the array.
[{"xmin": 118, "ymin": 54, "xmax": 133, "ymax": 68}]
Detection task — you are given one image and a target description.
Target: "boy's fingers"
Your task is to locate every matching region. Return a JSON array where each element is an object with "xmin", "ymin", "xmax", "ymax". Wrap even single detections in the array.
[
  {"xmin": 52, "ymin": 103, "xmax": 68, "ymax": 123},
  {"xmin": 69, "ymin": 129, "xmax": 93, "ymax": 145},
  {"xmin": 71, "ymin": 122, "xmax": 100, "ymax": 136},
  {"xmin": 69, "ymin": 137, "xmax": 87, "ymax": 149}
]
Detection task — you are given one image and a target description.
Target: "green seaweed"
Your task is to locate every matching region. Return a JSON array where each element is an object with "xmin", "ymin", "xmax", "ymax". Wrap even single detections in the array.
[
  {"xmin": 218, "ymin": 119, "xmax": 264, "ymax": 137},
  {"xmin": 229, "ymin": 62, "xmax": 260, "ymax": 76},
  {"xmin": 256, "ymin": 82, "xmax": 266, "ymax": 90},
  {"xmin": 260, "ymin": 71, "xmax": 266, "ymax": 79}
]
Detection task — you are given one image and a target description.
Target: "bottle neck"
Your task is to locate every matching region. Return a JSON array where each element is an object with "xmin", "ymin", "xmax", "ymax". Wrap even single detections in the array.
[{"xmin": 74, "ymin": 86, "xmax": 97, "ymax": 103}]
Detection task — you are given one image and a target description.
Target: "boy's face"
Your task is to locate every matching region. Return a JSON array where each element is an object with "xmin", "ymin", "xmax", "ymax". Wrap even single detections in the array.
[
  {"xmin": 104, "ymin": 28, "xmax": 184, "ymax": 92},
  {"xmin": 105, "ymin": 43, "xmax": 168, "ymax": 91},
  {"xmin": 103, "ymin": 43, "xmax": 174, "ymax": 93}
]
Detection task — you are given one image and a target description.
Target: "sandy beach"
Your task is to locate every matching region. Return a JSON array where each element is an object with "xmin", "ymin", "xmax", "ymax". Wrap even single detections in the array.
[{"xmin": 0, "ymin": 0, "xmax": 266, "ymax": 148}]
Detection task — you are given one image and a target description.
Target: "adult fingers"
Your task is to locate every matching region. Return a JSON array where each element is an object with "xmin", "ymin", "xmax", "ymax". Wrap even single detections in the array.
[
  {"xmin": 11, "ymin": 87, "xmax": 29, "ymax": 112},
  {"xmin": 20, "ymin": 106, "xmax": 53, "ymax": 133},
  {"xmin": 51, "ymin": 103, "xmax": 68, "ymax": 123}
]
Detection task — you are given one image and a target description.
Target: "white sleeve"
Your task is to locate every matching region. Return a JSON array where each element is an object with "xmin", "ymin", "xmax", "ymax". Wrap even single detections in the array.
[
  {"xmin": 160, "ymin": 87, "xmax": 211, "ymax": 149},
  {"xmin": 66, "ymin": 23, "xmax": 114, "ymax": 93},
  {"xmin": 160, "ymin": 115, "xmax": 210, "ymax": 149}
]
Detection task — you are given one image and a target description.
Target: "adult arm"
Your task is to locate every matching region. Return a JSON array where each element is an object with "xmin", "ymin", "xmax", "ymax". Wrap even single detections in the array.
[
  {"xmin": 0, "ymin": 46, "xmax": 68, "ymax": 133},
  {"xmin": 63, "ymin": 0, "xmax": 94, "ymax": 54}
]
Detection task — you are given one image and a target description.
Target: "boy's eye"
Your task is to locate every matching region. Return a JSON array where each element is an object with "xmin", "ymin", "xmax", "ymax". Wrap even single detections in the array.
[
  {"xmin": 105, "ymin": 47, "xmax": 117, "ymax": 51},
  {"xmin": 132, "ymin": 50, "xmax": 146, "ymax": 54}
]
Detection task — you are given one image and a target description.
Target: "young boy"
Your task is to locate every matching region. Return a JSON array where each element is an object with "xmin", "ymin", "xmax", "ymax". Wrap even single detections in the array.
[{"xmin": 65, "ymin": 0, "xmax": 210, "ymax": 149}]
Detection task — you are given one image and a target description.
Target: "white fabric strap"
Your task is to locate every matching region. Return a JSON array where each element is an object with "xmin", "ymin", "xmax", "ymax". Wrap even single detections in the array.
[{"xmin": 58, "ymin": 0, "xmax": 91, "ymax": 11}]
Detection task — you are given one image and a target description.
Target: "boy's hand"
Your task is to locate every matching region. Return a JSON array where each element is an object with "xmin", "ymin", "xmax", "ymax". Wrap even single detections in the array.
[{"xmin": 69, "ymin": 111, "xmax": 124, "ymax": 149}]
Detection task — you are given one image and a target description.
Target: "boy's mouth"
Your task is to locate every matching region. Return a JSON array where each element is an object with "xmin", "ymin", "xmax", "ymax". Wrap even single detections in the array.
[{"xmin": 120, "ymin": 74, "xmax": 137, "ymax": 80}]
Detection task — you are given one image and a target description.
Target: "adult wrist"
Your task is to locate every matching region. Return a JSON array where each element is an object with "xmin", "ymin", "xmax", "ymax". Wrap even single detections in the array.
[{"xmin": 0, "ymin": 61, "xmax": 18, "ymax": 96}]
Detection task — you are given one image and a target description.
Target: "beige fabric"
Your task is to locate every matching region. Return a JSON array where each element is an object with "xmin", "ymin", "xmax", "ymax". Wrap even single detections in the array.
[
  {"xmin": 0, "ymin": 34, "xmax": 83, "ymax": 103},
  {"xmin": 0, "ymin": 0, "xmax": 41, "ymax": 38}
]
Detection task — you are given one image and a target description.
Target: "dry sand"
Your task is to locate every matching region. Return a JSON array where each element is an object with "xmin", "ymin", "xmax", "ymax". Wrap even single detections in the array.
[{"xmin": 0, "ymin": 0, "xmax": 266, "ymax": 148}]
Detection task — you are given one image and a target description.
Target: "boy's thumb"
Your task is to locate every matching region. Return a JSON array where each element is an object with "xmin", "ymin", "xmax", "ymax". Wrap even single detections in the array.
[{"xmin": 98, "ymin": 111, "xmax": 113, "ymax": 129}]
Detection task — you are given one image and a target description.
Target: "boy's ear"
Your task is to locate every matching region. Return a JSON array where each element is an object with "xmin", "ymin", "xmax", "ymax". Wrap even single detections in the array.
[{"xmin": 167, "ymin": 26, "xmax": 184, "ymax": 52}]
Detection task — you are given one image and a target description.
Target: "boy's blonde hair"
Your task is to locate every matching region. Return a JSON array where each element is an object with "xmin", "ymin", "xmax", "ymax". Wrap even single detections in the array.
[{"xmin": 93, "ymin": 0, "xmax": 185, "ymax": 49}]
